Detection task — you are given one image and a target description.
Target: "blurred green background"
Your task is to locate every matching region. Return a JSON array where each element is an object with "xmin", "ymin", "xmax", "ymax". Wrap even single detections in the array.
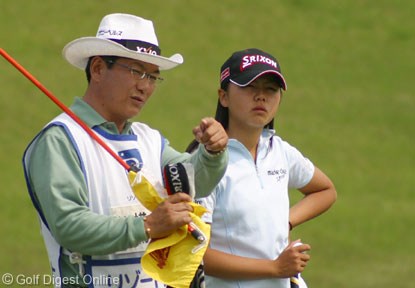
[{"xmin": 1, "ymin": 1, "xmax": 414, "ymax": 287}]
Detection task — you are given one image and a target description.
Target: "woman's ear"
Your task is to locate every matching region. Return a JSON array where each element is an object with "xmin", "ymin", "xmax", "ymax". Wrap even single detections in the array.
[{"xmin": 218, "ymin": 88, "xmax": 229, "ymax": 107}]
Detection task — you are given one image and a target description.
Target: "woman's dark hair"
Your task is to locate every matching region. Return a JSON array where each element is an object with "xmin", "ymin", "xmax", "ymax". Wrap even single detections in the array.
[{"xmin": 85, "ymin": 55, "xmax": 119, "ymax": 83}]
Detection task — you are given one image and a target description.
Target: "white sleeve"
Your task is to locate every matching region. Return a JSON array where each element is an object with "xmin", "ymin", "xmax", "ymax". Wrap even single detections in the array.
[{"xmin": 283, "ymin": 141, "xmax": 315, "ymax": 189}]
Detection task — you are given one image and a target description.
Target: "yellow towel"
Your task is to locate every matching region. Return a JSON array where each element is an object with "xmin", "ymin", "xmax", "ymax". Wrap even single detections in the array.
[{"xmin": 129, "ymin": 171, "xmax": 210, "ymax": 288}]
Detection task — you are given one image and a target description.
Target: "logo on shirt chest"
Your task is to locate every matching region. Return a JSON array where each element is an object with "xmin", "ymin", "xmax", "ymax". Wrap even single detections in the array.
[{"xmin": 267, "ymin": 168, "xmax": 287, "ymax": 182}]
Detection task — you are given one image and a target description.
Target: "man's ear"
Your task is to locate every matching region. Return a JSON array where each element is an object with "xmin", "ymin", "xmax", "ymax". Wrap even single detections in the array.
[
  {"xmin": 218, "ymin": 88, "xmax": 229, "ymax": 107},
  {"xmin": 89, "ymin": 56, "xmax": 106, "ymax": 81}
]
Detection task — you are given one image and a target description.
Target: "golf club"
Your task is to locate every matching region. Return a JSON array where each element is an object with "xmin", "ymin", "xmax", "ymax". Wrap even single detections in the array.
[{"xmin": 0, "ymin": 48, "xmax": 135, "ymax": 172}]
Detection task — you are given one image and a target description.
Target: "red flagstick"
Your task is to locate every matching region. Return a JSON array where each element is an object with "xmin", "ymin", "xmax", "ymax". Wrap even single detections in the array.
[{"xmin": 0, "ymin": 48, "xmax": 133, "ymax": 172}]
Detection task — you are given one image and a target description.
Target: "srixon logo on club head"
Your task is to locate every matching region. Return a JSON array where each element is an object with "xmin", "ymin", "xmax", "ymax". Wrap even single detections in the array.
[{"xmin": 164, "ymin": 163, "xmax": 190, "ymax": 195}]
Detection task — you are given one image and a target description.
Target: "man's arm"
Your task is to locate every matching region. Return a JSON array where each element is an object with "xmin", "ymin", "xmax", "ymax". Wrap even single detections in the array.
[
  {"xmin": 28, "ymin": 126, "xmax": 147, "ymax": 255},
  {"xmin": 162, "ymin": 144, "xmax": 228, "ymax": 198},
  {"xmin": 162, "ymin": 117, "xmax": 228, "ymax": 198}
]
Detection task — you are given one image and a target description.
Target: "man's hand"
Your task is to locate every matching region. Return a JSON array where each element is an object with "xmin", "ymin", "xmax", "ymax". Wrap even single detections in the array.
[
  {"xmin": 144, "ymin": 192, "xmax": 193, "ymax": 239},
  {"xmin": 192, "ymin": 117, "xmax": 228, "ymax": 154}
]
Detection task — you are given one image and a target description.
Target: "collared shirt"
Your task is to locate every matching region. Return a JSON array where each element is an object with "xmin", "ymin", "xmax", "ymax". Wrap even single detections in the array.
[
  {"xmin": 199, "ymin": 129, "xmax": 314, "ymax": 288},
  {"xmin": 25, "ymin": 97, "xmax": 228, "ymax": 284}
]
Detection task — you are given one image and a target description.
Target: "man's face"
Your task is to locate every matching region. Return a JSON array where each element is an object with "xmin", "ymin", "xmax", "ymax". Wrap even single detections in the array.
[{"xmin": 91, "ymin": 57, "xmax": 160, "ymax": 127}]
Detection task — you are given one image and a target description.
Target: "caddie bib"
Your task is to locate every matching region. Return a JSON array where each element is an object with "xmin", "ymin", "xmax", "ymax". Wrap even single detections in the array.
[{"xmin": 23, "ymin": 113, "xmax": 167, "ymax": 288}]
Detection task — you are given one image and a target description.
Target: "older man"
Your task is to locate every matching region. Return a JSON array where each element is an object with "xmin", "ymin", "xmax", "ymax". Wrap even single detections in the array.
[{"xmin": 23, "ymin": 13, "xmax": 227, "ymax": 288}]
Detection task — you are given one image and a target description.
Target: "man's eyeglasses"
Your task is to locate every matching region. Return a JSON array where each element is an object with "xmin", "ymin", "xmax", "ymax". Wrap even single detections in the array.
[{"xmin": 105, "ymin": 60, "xmax": 164, "ymax": 85}]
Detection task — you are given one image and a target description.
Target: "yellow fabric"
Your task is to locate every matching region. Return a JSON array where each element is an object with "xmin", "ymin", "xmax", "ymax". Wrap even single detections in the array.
[{"xmin": 128, "ymin": 171, "xmax": 210, "ymax": 288}]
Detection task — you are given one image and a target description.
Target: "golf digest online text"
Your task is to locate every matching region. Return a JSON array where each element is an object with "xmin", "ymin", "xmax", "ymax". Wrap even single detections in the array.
[{"xmin": 1, "ymin": 272, "xmax": 120, "ymax": 286}]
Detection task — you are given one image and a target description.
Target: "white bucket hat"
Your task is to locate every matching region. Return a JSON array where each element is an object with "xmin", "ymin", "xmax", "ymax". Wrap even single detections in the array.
[{"xmin": 62, "ymin": 13, "xmax": 183, "ymax": 70}]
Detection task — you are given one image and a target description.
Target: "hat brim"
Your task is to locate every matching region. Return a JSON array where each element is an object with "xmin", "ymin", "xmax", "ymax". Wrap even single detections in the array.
[
  {"xmin": 231, "ymin": 70, "xmax": 287, "ymax": 90},
  {"xmin": 62, "ymin": 37, "xmax": 184, "ymax": 71}
]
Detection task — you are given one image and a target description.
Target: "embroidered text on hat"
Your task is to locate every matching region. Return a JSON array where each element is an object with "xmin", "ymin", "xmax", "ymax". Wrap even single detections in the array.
[
  {"xmin": 241, "ymin": 54, "xmax": 278, "ymax": 70},
  {"xmin": 219, "ymin": 48, "xmax": 287, "ymax": 90}
]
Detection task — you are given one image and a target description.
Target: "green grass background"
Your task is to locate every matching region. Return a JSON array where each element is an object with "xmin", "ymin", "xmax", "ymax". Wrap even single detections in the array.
[{"xmin": 1, "ymin": 1, "xmax": 414, "ymax": 287}]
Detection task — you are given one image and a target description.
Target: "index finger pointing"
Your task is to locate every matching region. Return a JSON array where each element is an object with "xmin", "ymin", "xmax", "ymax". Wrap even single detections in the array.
[{"xmin": 199, "ymin": 117, "xmax": 215, "ymax": 132}]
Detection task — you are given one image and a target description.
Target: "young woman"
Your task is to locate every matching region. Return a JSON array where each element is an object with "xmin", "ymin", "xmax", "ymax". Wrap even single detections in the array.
[{"xmin": 187, "ymin": 48, "xmax": 337, "ymax": 288}]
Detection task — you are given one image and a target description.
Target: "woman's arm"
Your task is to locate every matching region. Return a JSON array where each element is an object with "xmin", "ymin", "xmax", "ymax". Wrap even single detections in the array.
[
  {"xmin": 289, "ymin": 166, "xmax": 337, "ymax": 228},
  {"xmin": 204, "ymin": 242, "xmax": 311, "ymax": 279}
]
